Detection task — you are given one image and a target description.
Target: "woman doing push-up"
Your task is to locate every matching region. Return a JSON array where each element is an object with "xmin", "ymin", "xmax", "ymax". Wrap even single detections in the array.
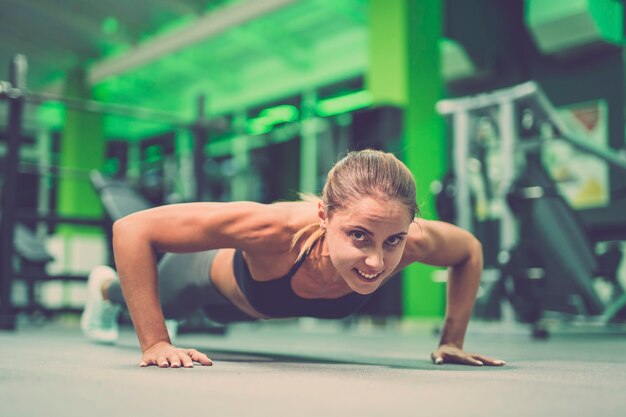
[{"xmin": 81, "ymin": 149, "xmax": 505, "ymax": 368}]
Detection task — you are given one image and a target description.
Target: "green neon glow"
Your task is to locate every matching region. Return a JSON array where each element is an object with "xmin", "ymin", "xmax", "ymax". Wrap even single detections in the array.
[
  {"xmin": 246, "ymin": 105, "xmax": 299, "ymax": 135},
  {"xmin": 206, "ymin": 124, "xmax": 298, "ymax": 158},
  {"xmin": 103, "ymin": 157, "xmax": 120, "ymax": 176},
  {"xmin": 260, "ymin": 104, "xmax": 299, "ymax": 121},
  {"xmin": 316, "ymin": 90, "xmax": 373, "ymax": 116},
  {"xmin": 35, "ymin": 102, "xmax": 65, "ymax": 129},
  {"xmin": 589, "ymin": 0, "xmax": 624, "ymax": 44},
  {"xmin": 90, "ymin": 0, "xmax": 367, "ymax": 139},
  {"xmin": 145, "ymin": 145, "xmax": 163, "ymax": 163},
  {"xmin": 246, "ymin": 118, "xmax": 273, "ymax": 135},
  {"xmin": 102, "ymin": 17, "xmax": 119, "ymax": 35}
]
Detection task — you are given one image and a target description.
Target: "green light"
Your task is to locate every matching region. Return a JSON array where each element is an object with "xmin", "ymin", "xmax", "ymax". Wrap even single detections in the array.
[
  {"xmin": 102, "ymin": 17, "xmax": 119, "ymax": 35},
  {"xmin": 589, "ymin": 0, "xmax": 624, "ymax": 44},
  {"xmin": 103, "ymin": 157, "xmax": 120, "ymax": 176},
  {"xmin": 35, "ymin": 102, "xmax": 65, "ymax": 129},
  {"xmin": 246, "ymin": 105, "xmax": 299, "ymax": 135},
  {"xmin": 145, "ymin": 145, "xmax": 163, "ymax": 163},
  {"xmin": 247, "ymin": 117, "xmax": 274, "ymax": 135},
  {"xmin": 316, "ymin": 90, "xmax": 373, "ymax": 117},
  {"xmin": 260, "ymin": 105, "xmax": 298, "ymax": 121}
]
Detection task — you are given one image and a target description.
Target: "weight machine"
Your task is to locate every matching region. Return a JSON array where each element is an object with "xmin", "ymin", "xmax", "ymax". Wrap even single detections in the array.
[
  {"xmin": 437, "ymin": 81, "xmax": 626, "ymax": 335},
  {"xmin": 0, "ymin": 55, "xmax": 223, "ymax": 329}
]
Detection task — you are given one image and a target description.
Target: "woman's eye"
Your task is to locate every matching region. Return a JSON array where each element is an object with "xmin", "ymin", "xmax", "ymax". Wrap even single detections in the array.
[
  {"xmin": 350, "ymin": 231, "xmax": 366, "ymax": 241},
  {"xmin": 386, "ymin": 237, "xmax": 402, "ymax": 246}
]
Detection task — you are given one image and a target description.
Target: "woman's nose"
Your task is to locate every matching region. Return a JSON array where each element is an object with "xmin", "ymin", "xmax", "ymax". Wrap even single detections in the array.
[{"xmin": 364, "ymin": 250, "xmax": 384, "ymax": 271}]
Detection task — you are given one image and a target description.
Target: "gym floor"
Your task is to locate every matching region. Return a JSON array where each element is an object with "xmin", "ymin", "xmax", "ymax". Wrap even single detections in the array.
[{"xmin": 1, "ymin": 318, "xmax": 625, "ymax": 417}]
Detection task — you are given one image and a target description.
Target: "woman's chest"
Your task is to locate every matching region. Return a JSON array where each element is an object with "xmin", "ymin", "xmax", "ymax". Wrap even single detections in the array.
[{"xmin": 245, "ymin": 251, "xmax": 352, "ymax": 299}]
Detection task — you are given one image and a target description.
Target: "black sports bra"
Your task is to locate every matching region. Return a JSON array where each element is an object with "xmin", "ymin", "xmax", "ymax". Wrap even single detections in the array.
[{"xmin": 233, "ymin": 243, "xmax": 372, "ymax": 319}]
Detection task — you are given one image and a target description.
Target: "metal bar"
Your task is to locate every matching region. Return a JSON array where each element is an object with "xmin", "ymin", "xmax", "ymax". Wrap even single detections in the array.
[
  {"xmin": 0, "ymin": 160, "xmax": 104, "ymax": 181},
  {"xmin": 12, "ymin": 306, "xmax": 84, "ymax": 315},
  {"xmin": 452, "ymin": 110, "xmax": 471, "ymax": 231},
  {"xmin": 0, "ymin": 54, "xmax": 27, "ymax": 330},
  {"xmin": 436, "ymin": 81, "xmax": 538, "ymax": 114},
  {"xmin": 438, "ymin": 81, "xmax": 626, "ymax": 172},
  {"xmin": 498, "ymin": 101, "xmax": 518, "ymax": 252},
  {"xmin": 528, "ymin": 86, "xmax": 626, "ymax": 172},
  {"xmin": 300, "ymin": 89, "xmax": 318, "ymax": 194},
  {"xmin": 231, "ymin": 133, "xmax": 250, "ymax": 201},
  {"xmin": 3, "ymin": 81, "xmax": 198, "ymax": 128},
  {"xmin": 560, "ymin": 132, "xmax": 626, "ymax": 172},
  {"xmin": 229, "ymin": 109, "xmax": 249, "ymax": 201},
  {"xmin": 24, "ymin": 90, "xmax": 192, "ymax": 128},
  {"xmin": 15, "ymin": 212, "xmax": 106, "ymax": 227},
  {"xmin": 14, "ymin": 273, "xmax": 86, "ymax": 282},
  {"xmin": 36, "ymin": 130, "xmax": 52, "ymax": 237},
  {"xmin": 193, "ymin": 95, "xmax": 209, "ymax": 201}
]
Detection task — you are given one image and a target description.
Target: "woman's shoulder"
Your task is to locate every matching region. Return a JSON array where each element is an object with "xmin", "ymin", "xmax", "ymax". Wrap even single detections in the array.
[
  {"xmin": 117, "ymin": 200, "xmax": 316, "ymax": 252},
  {"xmin": 267, "ymin": 200, "xmax": 318, "ymax": 226},
  {"xmin": 398, "ymin": 218, "xmax": 480, "ymax": 268},
  {"xmin": 205, "ymin": 200, "xmax": 318, "ymax": 242},
  {"xmin": 248, "ymin": 200, "xmax": 318, "ymax": 251}
]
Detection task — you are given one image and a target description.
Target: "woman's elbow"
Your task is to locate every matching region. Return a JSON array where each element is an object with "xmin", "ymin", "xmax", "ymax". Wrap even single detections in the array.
[
  {"xmin": 467, "ymin": 236, "xmax": 484, "ymax": 268},
  {"xmin": 112, "ymin": 215, "xmax": 146, "ymax": 247},
  {"xmin": 112, "ymin": 217, "xmax": 130, "ymax": 239}
]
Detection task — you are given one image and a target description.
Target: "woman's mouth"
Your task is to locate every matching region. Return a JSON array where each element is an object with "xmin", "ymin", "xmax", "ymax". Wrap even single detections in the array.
[{"xmin": 353, "ymin": 268, "xmax": 383, "ymax": 282}]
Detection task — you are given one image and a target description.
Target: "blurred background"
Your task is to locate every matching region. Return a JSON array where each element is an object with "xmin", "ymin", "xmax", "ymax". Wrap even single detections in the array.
[{"xmin": 1, "ymin": 0, "xmax": 626, "ymax": 337}]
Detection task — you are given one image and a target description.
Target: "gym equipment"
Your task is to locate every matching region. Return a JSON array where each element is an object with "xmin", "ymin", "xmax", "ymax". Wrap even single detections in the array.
[
  {"xmin": 0, "ymin": 210, "xmax": 54, "ymax": 314},
  {"xmin": 437, "ymin": 81, "xmax": 626, "ymax": 335},
  {"xmin": 0, "ymin": 84, "xmax": 190, "ymax": 129},
  {"xmin": 0, "ymin": 56, "xmax": 26, "ymax": 329},
  {"xmin": 90, "ymin": 170, "xmax": 153, "ymax": 267},
  {"xmin": 0, "ymin": 54, "xmax": 226, "ymax": 329},
  {"xmin": 90, "ymin": 171, "xmax": 152, "ymax": 221},
  {"xmin": 90, "ymin": 170, "xmax": 228, "ymax": 335}
]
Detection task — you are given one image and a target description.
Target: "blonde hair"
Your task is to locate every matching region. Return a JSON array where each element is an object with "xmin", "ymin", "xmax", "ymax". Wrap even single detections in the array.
[{"xmin": 291, "ymin": 149, "xmax": 418, "ymax": 261}]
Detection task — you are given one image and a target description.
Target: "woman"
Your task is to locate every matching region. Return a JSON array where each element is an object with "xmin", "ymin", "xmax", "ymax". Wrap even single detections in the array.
[{"xmin": 81, "ymin": 149, "xmax": 505, "ymax": 368}]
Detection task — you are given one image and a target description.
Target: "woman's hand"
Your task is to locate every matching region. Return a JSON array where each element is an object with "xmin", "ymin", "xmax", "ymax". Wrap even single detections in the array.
[
  {"xmin": 431, "ymin": 344, "xmax": 505, "ymax": 366},
  {"xmin": 140, "ymin": 341, "xmax": 213, "ymax": 368}
]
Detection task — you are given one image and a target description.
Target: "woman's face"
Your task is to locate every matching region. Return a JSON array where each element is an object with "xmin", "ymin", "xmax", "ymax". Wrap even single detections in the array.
[{"xmin": 319, "ymin": 197, "xmax": 413, "ymax": 295}]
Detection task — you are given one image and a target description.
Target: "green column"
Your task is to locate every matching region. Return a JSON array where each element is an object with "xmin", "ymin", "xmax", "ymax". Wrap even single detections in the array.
[
  {"xmin": 58, "ymin": 69, "xmax": 105, "ymax": 235},
  {"xmin": 368, "ymin": 0, "xmax": 446, "ymax": 318}
]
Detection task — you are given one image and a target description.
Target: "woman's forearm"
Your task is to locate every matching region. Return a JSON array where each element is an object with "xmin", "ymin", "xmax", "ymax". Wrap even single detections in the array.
[
  {"xmin": 112, "ymin": 219, "xmax": 171, "ymax": 352},
  {"xmin": 438, "ymin": 239, "xmax": 483, "ymax": 349}
]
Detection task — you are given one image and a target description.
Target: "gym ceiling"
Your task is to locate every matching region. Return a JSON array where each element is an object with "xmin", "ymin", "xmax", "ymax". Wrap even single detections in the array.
[{"xmin": 0, "ymin": 0, "xmax": 368, "ymax": 136}]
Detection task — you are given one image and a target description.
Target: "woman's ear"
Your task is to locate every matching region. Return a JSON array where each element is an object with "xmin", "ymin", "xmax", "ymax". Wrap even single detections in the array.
[{"xmin": 317, "ymin": 201, "xmax": 327, "ymax": 228}]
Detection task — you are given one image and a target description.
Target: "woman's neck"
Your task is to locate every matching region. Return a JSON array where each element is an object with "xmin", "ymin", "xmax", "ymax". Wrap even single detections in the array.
[{"xmin": 304, "ymin": 235, "xmax": 347, "ymax": 289}]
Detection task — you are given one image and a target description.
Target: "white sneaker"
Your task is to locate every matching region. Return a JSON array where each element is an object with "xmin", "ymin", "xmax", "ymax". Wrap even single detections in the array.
[{"xmin": 81, "ymin": 265, "xmax": 121, "ymax": 344}]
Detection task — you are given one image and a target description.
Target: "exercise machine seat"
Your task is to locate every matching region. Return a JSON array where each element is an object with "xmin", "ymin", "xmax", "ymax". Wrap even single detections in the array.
[{"xmin": 90, "ymin": 171, "xmax": 152, "ymax": 221}]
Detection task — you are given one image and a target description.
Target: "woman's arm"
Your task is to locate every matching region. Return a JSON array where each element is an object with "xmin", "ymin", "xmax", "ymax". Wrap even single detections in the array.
[
  {"xmin": 112, "ymin": 202, "xmax": 280, "ymax": 367},
  {"xmin": 404, "ymin": 219, "xmax": 505, "ymax": 366}
]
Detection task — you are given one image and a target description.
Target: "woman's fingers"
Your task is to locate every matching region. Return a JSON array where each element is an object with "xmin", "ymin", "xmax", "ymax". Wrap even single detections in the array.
[
  {"xmin": 157, "ymin": 356, "xmax": 169, "ymax": 368},
  {"xmin": 186, "ymin": 349, "xmax": 213, "ymax": 366},
  {"xmin": 431, "ymin": 349, "xmax": 495, "ymax": 366},
  {"xmin": 441, "ymin": 353, "xmax": 483, "ymax": 366},
  {"xmin": 462, "ymin": 355, "xmax": 484, "ymax": 366},
  {"xmin": 168, "ymin": 354, "xmax": 182, "ymax": 368},
  {"xmin": 139, "ymin": 347, "xmax": 213, "ymax": 368},
  {"xmin": 431, "ymin": 349, "xmax": 479, "ymax": 365},
  {"xmin": 431, "ymin": 352, "xmax": 444, "ymax": 365},
  {"xmin": 181, "ymin": 353, "xmax": 194, "ymax": 368},
  {"xmin": 139, "ymin": 358, "xmax": 155, "ymax": 367},
  {"xmin": 474, "ymin": 354, "xmax": 506, "ymax": 366}
]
